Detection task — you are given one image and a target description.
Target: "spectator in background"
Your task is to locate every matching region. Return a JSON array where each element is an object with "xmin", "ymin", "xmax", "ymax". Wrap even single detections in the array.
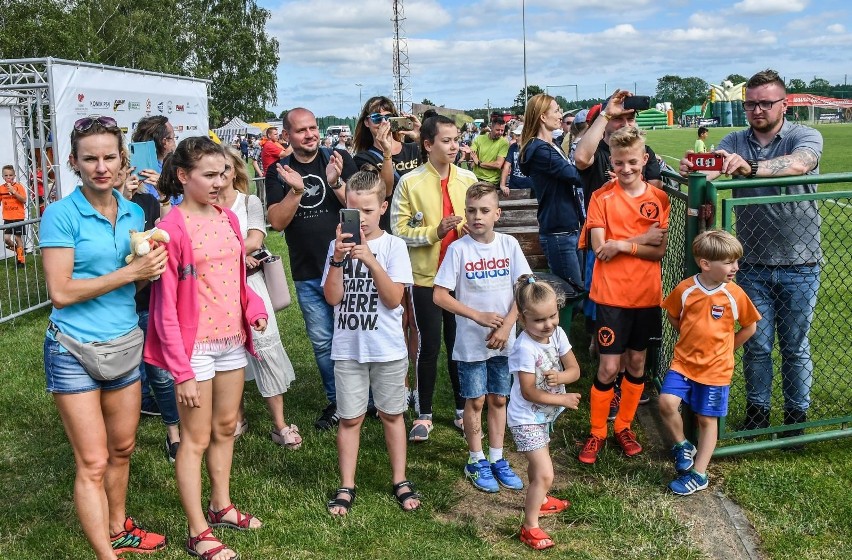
[
  {"xmin": 1, "ymin": 165, "xmax": 27, "ymax": 267},
  {"xmin": 240, "ymin": 135, "xmax": 250, "ymax": 161},
  {"xmin": 680, "ymin": 68, "xmax": 823, "ymax": 438},
  {"xmin": 131, "ymin": 115, "xmax": 177, "ymax": 205},
  {"xmin": 260, "ymin": 126, "xmax": 291, "ymax": 174},
  {"xmin": 564, "ymin": 109, "xmax": 590, "ymax": 163},
  {"xmin": 500, "ymin": 125, "xmax": 533, "ymax": 195},
  {"xmin": 265, "ymin": 107, "xmax": 358, "ymax": 431},
  {"xmin": 471, "ymin": 118, "xmax": 509, "ymax": 188},
  {"xmin": 695, "ymin": 127, "xmax": 709, "ymax": 153}
]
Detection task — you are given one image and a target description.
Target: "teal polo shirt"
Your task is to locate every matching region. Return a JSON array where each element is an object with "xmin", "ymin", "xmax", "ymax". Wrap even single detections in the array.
[{"xmin": 41, "ymin": 187, "xmax": 145, "ymax": 343}]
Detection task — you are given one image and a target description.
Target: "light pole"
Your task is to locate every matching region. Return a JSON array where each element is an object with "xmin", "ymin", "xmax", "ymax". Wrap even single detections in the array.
[
  {"xmin": 522, "ymin": 0, "xmax": 528, "ymax": 107},
  {"xmin": 355, "ymin": 83, "xmax": 363, "ymax": 111}
]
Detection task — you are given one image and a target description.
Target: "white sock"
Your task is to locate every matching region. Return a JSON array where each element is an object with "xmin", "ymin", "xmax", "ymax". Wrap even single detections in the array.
[
  {"xmin": 469, "ymin": 450, "xmax": 486, "ymax": 462},
  {"xmin": 455, "ymin": 408, "xmax": 465, "ymax": 418},
  {"xmin": 489, "ymin": 447, "xmax": 503, "ymax": 463}
]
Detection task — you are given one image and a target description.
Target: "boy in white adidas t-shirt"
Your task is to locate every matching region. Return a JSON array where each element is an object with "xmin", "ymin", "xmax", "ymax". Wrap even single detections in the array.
[
  {"xmin": 434, "ymin": 182, "xmax": 532, "ymax": 493},
  {"xmin": 321, "ymin": 167, "xmax": 420, "ymax": 516}
]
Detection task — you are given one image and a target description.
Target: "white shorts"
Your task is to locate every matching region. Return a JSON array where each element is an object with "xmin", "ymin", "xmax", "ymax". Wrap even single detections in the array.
[
  {"xmin": 334, "ymin": 358, "xmax": 408, "ymax": 419},
  {"xmin": 190, "ymin": 345, "xmax": 248, "ymax": 382}
]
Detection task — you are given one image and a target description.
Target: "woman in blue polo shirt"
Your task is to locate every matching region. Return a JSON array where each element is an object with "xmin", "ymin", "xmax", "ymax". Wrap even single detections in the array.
[{"xmin": 40, "ymin": 116, "xmax": 169, "ymax": 559}]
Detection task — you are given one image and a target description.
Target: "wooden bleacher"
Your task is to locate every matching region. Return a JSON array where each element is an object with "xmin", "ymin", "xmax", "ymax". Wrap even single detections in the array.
[{"xmin": 496, "ymin": 188, "xmax": 547, "ymax": 270}]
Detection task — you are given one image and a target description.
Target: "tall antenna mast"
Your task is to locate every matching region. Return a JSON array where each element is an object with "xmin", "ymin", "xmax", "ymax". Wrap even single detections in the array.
[{"xmin": 392, "ymin": 0, "xmax": 412, "ymax": 113}]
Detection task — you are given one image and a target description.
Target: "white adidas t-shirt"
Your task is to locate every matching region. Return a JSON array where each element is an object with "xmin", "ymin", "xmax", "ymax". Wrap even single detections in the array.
[
  {"xmin": 321, "ymin": 232, "xmax": 413, "ymax": 363},
  {"xmin": 507, "ymin": 327, "xmax": 571, "ymax": 427},
  {"xmin": 433, "ymin": 232, "xmax": 532, "ymax": 362}
]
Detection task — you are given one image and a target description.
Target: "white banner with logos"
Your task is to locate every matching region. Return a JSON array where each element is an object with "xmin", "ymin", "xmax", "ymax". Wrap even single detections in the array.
[{"xmin": 49, "ymin": 61, "xmax": 209, "ymax": 197}]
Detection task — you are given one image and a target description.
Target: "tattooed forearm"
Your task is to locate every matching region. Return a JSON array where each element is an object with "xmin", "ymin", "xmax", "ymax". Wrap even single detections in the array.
[{"xmin": 761, "ymin": 149, "xmax": 819, "ymax": 176}]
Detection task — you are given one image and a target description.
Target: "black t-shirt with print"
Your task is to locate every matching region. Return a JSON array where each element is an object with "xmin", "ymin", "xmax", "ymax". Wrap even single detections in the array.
[
  {"xmin": 266, "ymin": 148, "xmax": 357, "ymax": 281},
  {"xmin": 353, "ymin": 141, "xmax": 420, "ymax": 231}
]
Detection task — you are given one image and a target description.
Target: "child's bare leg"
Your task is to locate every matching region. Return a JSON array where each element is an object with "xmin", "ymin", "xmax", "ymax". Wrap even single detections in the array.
[
  {"xmin": 486, "ymin": 394, "xmax": 507, "ymax": 451},
  {"xmin": 464, "ymin": 396, "xmax": 485, "ymax": 452},
  {"xmin": 523, "ymin": 447, "xmax": 553, "ymax": 529},
  {"xmin": 380, "ymin": 411, "xmax": 420, "ymax": 511},
  {"xmin": 658, "ymin": 393, "xmax": 685, "ymax": 443},
  {"xmin": 331, "ymin": 415, "xmax": 364, "ymax": 516},
  {"xmin": 693, "ymin": 415, "xmax": 718, "ymax": 473}
]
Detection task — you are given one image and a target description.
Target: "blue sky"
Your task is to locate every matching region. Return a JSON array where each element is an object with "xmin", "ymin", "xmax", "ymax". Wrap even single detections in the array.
[{"xmin": 258, "ymin": 0, "xmax": 851, "ymax": 117}]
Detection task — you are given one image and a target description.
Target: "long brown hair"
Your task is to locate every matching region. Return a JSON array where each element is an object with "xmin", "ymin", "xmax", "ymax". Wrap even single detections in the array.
[
  {"xmin": 353, "ymin": 96, "xmax": 399, "ymax": 152},
  {"xmin": 157, "ymin": 136, "xmax": 225, "ymax": 199},
  {"xmin": 519, "ymin": 93, "xmax": 555, "ymax": 163}
]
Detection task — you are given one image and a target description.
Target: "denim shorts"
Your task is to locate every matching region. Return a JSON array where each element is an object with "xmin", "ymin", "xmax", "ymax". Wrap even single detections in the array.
[
  {"xmin": 44, "ymin": 336, "xmax": 141, "ymax": 394},
  {"xmin": 458, "ymin": 356, "xmax": 511, "ymax": 399},
  {"xmin": 661, "ymin": 370, "xmax": 730, "ymax": 417}
]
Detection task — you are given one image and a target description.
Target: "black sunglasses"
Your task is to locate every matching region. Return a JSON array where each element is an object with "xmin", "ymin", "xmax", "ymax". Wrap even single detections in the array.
[{"xmin": 73, "ymin": 115, "xmax": 118, "ymax": 131}]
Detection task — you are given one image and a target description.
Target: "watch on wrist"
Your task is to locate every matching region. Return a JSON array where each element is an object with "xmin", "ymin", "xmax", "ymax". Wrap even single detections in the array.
[
  {"xmin": 601, "ymin": 111, "xmax": 613, "ymax": 122},
  {"xmin": 329, "ymin": 255, "xmax": 346, "ymax": 268},
  {"xmin": 331, "ymin": 178, "xmax": 344, "ymax": 190},
  {"xmin": 747, "ymin": 159, "xmax": 758, "ymax": 177}
]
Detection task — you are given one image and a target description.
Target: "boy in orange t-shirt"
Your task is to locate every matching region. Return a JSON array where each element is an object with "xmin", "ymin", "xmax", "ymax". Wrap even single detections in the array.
[
  {"xmin": 578, "ymin": 126, "xmax": 670, "ymax": 464},
  {"xmin": 1, "ymin": 165, "xmax": 27, "ymax": 266},
  {"xmin": 659, "ymin": 230, "xmax": 760, "ymax": 495}
]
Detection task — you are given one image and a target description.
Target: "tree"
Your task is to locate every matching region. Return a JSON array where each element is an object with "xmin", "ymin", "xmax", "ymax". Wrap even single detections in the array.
[
  {"xmin": 512, "ymin": 85, "xmax": 544, "ymax": 113},
  {"xmin": 655, "ymin": 75, "xmax": 709, "ymax": 116},
  {"xmin": 808, "ymin": 78, "xmax": 831, "ymax": 93},
  {"xmin": 725, "ymin": 73, "xmax": 748, "ymax": 85},
  {"xmin": 0, "ymin": 0, "xmax": 278, "ymax": 127},
  {"xmin": 788, "ymin": 79, "xmax": 807, "ymax": 92},
  {"xmin": 421, "ymin": 98, "xmax": 435, "ymax": 106}
]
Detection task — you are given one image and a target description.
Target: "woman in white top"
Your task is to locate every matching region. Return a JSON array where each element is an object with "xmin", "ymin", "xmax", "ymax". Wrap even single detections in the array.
[{"xmin": 218, "ymin": 147, "xmax": 301, "ymax": 449}]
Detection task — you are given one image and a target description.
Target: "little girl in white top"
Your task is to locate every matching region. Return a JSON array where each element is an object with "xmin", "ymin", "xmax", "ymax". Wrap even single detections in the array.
[{"xmin": 507, "ymin": 274, "xmax": 581, "ymax": 551}]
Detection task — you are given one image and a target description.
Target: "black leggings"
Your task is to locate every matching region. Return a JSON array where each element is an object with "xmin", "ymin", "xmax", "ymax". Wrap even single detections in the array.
[{"xmin": 410, "ymin": 285, "xmax": 464, "ymax": 415}]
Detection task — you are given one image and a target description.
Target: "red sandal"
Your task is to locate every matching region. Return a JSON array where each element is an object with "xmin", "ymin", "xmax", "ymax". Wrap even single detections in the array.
[
  {"xmin": 519, "ymin": 525, "xmax": 555, "ymax": 550},
  {"xmin": 186, "ymin": 527, "xmax": 238, "ymax": 560},
  {"xmin": 206, "ymin": 503, "xmax": 261, "ymax": 531},
  {"xmin": 540, "ymin": 495, "xmax": 571, "ymax": 515}
]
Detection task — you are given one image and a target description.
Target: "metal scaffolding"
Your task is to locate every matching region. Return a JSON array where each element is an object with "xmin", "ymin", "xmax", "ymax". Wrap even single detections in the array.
[{"xmin": 392, "ymin": 0, "xmax": 412, "ymax": 114}]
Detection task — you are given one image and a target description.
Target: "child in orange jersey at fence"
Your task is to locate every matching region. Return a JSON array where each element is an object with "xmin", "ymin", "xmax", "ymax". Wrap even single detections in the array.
[
  {"xmin": 322, "ymin": 167, "xmax": 420, "ymax": 516},
  {"xmin": 659, "ymin": 230, "xmax": 760, "ymax": 495},
  {"xmin": 1, "ymin": 165, "xmax": 27, "ymax": 266},
  {"xmin": 577, "ymin": 126, "xmax": 670, "ymax": 465},
  {"xmin": 507, "ymin": 274, "xmax": 581, "ymax": 550},
  {"xmin": 433, "ymin": 182, "xmax": 532, "ymax": 494}
]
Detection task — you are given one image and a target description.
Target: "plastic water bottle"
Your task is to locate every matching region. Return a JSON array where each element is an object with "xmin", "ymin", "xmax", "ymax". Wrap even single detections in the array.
[
  {"xmin": 710, "ymin": 144, "xmax": 715, "ymax": 152},
  {"xmin": 408, "ymin": 211, "xmax": 424, "ymax": 228}
]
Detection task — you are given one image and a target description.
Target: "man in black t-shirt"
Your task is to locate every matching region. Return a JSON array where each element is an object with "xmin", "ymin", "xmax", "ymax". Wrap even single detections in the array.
[{"xmin": 267, "ymin": 107, "xmax": 358, "ymax": 430}]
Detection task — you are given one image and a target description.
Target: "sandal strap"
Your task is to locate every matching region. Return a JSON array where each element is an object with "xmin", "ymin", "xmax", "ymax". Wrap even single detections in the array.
[
  {"xmin": 327, "ymin": 487, "xmax": 356, "ymax": 511},
  {"xmin": 208, "ymin": 503, "xmax": 254, "ymax": 529},
  {"xmin": 187, "ymin": 527, "xmax": 230, "ymax": 560}
]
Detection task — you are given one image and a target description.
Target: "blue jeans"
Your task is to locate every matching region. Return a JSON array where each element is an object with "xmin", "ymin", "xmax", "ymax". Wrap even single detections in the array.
[
  {"xmin": 138, "ymin": 311, "xmax": 180, "ymax": 425},
  {"xmin": 295, "ymin": 278, "xmax": 336, "ymax": 403},
  {"xmin": 738, "ymin": 263, "xmax": 820, "ymax": 412},
  {"xmin": 539, "ymin": 231, "xmax": 582, "ymax": 286}
]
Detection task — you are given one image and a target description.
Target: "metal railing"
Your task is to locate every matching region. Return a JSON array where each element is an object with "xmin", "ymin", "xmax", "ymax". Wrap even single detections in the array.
[
  {"xmin": 653, "ymin": 169, "xmax": 852, "ymax": 455},
  {"xmin": 1, "ymin": 218, "xmax": 49, "ymax": 323}
]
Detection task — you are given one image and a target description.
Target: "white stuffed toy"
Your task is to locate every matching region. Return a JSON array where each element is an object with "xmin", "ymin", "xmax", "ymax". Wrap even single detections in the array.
[{"xmin": 126, "ymin": 228, "xmax": 170, "ymax": 280}]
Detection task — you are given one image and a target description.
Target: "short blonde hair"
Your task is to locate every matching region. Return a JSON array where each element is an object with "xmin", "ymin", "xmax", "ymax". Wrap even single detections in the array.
[
  {"xmin": 465, "ymin": 181, "xmax": 499, "ymax": 205},
  {"xmin": 608, "ymin": 125, "xmax": 646, "ymax": 151},
  {"xmin": 692, "ymin": 229, "xmax": 743, "ymax": 262}
]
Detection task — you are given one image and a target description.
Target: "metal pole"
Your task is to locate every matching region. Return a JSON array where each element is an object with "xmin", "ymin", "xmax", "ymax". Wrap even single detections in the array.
[
  {"xmin": 522, "ymin": 0, "xmax": 527, "ymax": 107},
  {"xmin": 355, "ymin": 83, "xmax": 363, "ymax": 111}
]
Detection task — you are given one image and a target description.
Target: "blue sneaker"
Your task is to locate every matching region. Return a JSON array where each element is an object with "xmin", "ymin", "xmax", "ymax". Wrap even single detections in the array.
[
  {"xmin": 465, "ymin": 458, "xmax": 499, "ymax": 493},
  {"xmin": 490, "ymin": 458, "xmax": 524, "ymax": 490},
  {"xmin": 669, "ymin": 470, "xmax": 709, "ymax": 496},
  {"xmin": 671, "ymin": 441, "xmax": 697, "ymax": 474}
]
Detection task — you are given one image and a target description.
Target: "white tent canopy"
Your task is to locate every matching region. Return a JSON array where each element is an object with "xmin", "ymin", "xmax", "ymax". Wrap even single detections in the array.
[{"xmin": 213, "ymin": 117, "xmax": 261, "ymax": 144}]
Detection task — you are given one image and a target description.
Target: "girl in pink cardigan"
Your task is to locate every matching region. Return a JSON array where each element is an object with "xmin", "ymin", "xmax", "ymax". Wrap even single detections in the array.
[{"xmin": 145, "ymin": 137, "xmax": 267, "ymax": 560}]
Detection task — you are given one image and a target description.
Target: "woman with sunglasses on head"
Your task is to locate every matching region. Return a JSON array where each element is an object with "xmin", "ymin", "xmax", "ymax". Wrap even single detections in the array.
[
  {"xmin": 40, "ymin": 115, "xmax": 168, "ymax": 559},
  {"xmin": 353, "ymin": 96, "xmax": 421, "ymax": 231},
  {"xmin": 390, "ymin": 114, "xmax": 476, "ymax": 441},
  {"xmin": 217, "ymin": 146, "xmax": 301, "ymax": 449}
]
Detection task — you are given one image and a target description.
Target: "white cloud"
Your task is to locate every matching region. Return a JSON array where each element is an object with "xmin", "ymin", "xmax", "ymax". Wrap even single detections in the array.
[
  {"xmin": 827, "ymin": 23, "xmax": 845, "ymax": 33},
  {"xmin": 733, "ymin": 0, "xmax": 808, "ymax": 14},
  {"xmin": 687, "ymin": 11, "xmax": 727, "ymax": 28}
]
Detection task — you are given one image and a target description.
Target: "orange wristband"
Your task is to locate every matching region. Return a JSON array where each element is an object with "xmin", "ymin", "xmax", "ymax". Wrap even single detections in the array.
[{"xmin": 630, "ymin": 243, "xmax": 638, "ymax": 255}]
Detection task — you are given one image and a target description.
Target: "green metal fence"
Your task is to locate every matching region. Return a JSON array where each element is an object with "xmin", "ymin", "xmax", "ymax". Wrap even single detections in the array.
[{"xmin": 653, "ymin": 170, "xmax": 852, "ymax": 455}]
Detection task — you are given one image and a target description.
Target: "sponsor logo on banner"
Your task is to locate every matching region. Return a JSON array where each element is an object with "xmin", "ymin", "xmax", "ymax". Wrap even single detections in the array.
[
  {"xmin": 186, "ymin": 101, "xmax": 198, "ymax": 115},
  {"xmin": 157, "ymin": 101, "xmax": 164, "ymax": 113},
  {"xmin": 175, "ymin": 104, "xmax": 185, "ymax": 112},
  {"xmin": 75, "ymin": 93, "xmax": 88, "ymax": 114},
  {"xmin": 129, "ymin": 101, "xmax": 141, "ymax": 111},
  {"xmin": 175, "ymin": 125, "xmax": 185, "ymax": 132},
  {"xmin": 90, "ymin": 100, "xmax": 111, "ymax": 110},
  {"xmin": 77, "ymin": 93, "xmax": 85, "ymax": 103},
  {"xmin": 186, "ymin": 125, "xmax": 199, "ymax": 131},
  {"xmin": 464, "ymin": 257, "xmax": 511, "ymax": 280},
  {"xmin": 113, "ymin": 99, "xmax": 126, "ymax": 111},
  {"xmin": 167, "ymin": 101, "xmax": 173, "ymax": 114},
  {"xmin": 146, "ymin": 99, "xmax": 152, "ymax": 114}
]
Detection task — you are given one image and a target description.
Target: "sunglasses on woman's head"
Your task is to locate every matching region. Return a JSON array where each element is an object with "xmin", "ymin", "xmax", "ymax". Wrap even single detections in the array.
[
  {"xmin": 369, "ymin": 113, "xmax": 392, "ymax": 124},
  {"xmin": 73, "ymin": 116, "xmax": 118, "ymax": 131}
]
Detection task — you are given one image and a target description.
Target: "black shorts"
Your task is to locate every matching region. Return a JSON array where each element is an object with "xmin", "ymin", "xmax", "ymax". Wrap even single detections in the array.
[
  {"xmin": 4, "ymin": 224, "xmax": 24, "ymax": 236},
  {"xmin": 595, "ymin": 304, "xmax": 662, "ymax": 355}
]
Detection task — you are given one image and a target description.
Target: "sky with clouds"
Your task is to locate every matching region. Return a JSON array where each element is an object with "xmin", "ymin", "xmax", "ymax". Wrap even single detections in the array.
[{"xmin": 258, "ymin": 0, "xmax": 851, "ymax": 116}]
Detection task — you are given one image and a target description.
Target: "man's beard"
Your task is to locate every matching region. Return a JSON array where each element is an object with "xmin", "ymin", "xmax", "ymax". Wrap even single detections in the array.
[{"xmin": 293, "ymin": 143, "xmax": 318, "ymax": 159}]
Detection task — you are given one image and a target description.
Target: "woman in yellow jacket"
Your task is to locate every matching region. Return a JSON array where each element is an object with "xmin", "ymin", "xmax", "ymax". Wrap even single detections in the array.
[{"xmin": 391, "ymin": 114, "xmax": 477, "ymax": 441}]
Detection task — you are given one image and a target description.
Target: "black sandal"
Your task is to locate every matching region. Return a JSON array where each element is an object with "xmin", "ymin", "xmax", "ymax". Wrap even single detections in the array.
[
  {"xmin": 392, "ymin": 480, "xmax": 421, "ymax": 512},
  {"xmin": 327, "ymin": 487, "xmax": 356, "ymax": 516}
]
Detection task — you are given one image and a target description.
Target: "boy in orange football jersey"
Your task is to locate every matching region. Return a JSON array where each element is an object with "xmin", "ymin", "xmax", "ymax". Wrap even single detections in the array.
[
  {"xmin": 1, "ymin": 165, "xmax": 27, "ymax": 266},
  {"xmin": 578, "ymin": 126, "xmax": 670, "ymax": 464},
  {"xmin": 659, "ymin": 230, "xmax": 760, "ymax": 495}
]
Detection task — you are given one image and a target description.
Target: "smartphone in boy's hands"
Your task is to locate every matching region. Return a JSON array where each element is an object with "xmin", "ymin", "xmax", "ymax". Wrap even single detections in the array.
[{"xmin": 340, "ymin": 208, "xmax": 361, "ymax": 246}]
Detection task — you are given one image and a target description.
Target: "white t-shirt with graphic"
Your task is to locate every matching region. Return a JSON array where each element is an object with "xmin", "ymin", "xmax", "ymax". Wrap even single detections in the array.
[
  {"xmin": 433, "ymin": 232, "xmax": 532, "ymax": 362},
  {"xmin": 321, "ymin": 232, "xmax": 413, "ymax": 363},
  {"xmin": 507, "ymin": 327, "xmax": 571, "ymax": 427}
]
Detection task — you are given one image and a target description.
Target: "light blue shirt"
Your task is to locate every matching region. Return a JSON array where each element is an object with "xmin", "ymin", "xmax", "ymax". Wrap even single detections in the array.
[{"xmin": 40, "ymin": 187, "xmax": 144, "ymax": 343}]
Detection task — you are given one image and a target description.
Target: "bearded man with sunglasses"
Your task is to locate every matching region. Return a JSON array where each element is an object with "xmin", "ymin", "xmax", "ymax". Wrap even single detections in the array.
[{"xmin": 679, "ymin": 69, "xmax": 823, "ymax": 440}]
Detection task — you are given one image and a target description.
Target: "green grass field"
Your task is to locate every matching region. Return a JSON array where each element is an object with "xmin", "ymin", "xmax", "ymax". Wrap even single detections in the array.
[{"xmin": 1, "ymin": 126, "xmax": 852, "ymax": 559}]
